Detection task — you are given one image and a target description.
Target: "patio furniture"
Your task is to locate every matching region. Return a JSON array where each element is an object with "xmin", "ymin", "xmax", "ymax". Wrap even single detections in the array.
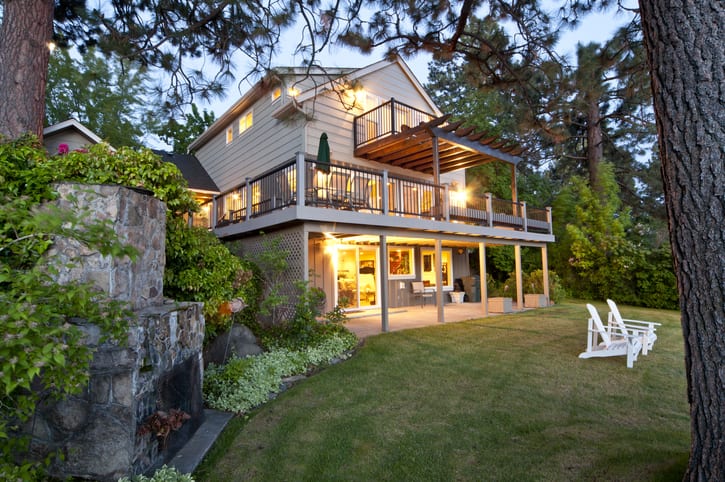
[
  {"xmin": 607, "ymin": 299, "xmax": 660, "ymax": 355},
  {"xmin": 349, "ymin": 175, "xmax": 371, "ymax": 210},
  {"xmin": 411, "ymin": 281, "xmax": 433, "ymax": 307},
  {"xmin": 579, "ymin": 304, "xmax": 642, "ymax": 368}
]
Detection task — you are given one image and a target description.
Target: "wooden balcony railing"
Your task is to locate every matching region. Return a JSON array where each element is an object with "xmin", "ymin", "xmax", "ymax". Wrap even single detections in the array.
[
  {"xmin": 214, "ymin": 156, "xmax": 552, "ymax": 234},
  {"xmin": 353, "ymin": 98, "xmax": 436, "ymax": 149}
]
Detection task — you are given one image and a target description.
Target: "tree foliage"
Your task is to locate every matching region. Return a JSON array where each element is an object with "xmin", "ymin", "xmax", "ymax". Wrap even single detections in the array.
[
  {"xmin": 152, "ymin": 104, "xmax": 216, "ymax": 153},
  {"xmin": 45, "ymin": 47, "xmax": 154, "ymax": 147},
  {"xmin": 551, "ymin": 162, "xmax": 676, "ymax": 309}
]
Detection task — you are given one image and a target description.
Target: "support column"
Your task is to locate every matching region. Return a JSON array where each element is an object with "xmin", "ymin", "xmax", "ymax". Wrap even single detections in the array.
[
  {"xmin": 541, "ymin": 245, "xmax": 550, "ymax": 306},
  {"xmin": 479, "ymin": 242, "xmax": 488, "ymax": 317},
  {"xmin": 514, "ymin": 244, "xmax": 523, "ymax": 311},
  {"xmin": 380, "ymin": 235, "xmax": 389, "ymax": 332},
  {"xmin": 435, "ymin": 239, "xmax": 444, "ymax": 323}
]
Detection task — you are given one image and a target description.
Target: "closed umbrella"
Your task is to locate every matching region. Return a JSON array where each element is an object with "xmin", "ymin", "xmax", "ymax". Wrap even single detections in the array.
[{"xmin": 316, "ymin": 132, "xmax": 330, "ymax": 173}]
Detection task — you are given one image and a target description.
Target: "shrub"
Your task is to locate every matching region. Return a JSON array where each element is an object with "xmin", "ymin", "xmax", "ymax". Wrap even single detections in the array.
[
  {"xmin": 203, "ymin": 331, "xmax": 357, "ymax": 414},
  {"xmin": 118, "ymin": 465, "xmax": 195, "ymax": 482},
  {"xmin": 163, "ymin": 218, "xmax": 253, "ymax": 336}
]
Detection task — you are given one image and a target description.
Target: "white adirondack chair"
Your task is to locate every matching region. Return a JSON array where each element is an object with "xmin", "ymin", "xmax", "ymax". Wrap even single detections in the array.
[
  {"xmin": 607, "ymin": 299, "xmax": 660, "ymax": 355},
  {"xmin": 579, "ymin": 304, "xmax": 642, "ymax": 368}
]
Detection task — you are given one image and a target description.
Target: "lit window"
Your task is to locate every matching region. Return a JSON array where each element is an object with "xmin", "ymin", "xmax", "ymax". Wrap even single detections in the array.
[
  {"xmin": 226, "ymin": 127, "xmax": 233, "ymax": 144},
  {"xmin": 271, "ymin": 87, "xmax": 282, "ymax": 102},
  {"xmin": 420, "ymin": 248, "xmax": 452, "ymax": 289},
  {"xmin": 238, "ymin": 110, "xmax": 253, "ymax": 134}
]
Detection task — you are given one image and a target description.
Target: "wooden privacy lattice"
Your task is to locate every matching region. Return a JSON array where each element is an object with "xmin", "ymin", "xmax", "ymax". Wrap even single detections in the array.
[{"xmin": 239, "ymin": 227, "xmax": 306, "ymax": 283}]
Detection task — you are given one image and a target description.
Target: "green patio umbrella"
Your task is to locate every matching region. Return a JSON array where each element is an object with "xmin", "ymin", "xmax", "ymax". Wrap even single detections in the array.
[{"xmin": 316, "ymin": 132, "xmax": 331, "ymax": 173}]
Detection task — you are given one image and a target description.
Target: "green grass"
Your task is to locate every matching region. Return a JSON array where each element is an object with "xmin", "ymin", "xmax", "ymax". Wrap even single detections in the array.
[{"xmin": 194, "ymin": 301, "xmax": 689, "ymax": 481}]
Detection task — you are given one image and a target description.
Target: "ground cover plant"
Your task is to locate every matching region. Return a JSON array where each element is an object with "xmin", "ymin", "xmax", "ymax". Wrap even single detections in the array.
[{"xmin": 195, "ymin": 301, "xmax": 688, "ymax": 481}]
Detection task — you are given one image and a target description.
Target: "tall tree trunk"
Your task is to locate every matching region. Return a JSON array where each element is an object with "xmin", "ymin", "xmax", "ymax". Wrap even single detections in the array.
[
  {"xmin": 639, "ymin": 1, "xmax": 725, "ymax": 479},
  {"xmin": 586, "ymin": 96, "xmax": 603, "ymax": 191},
  {"xmin": 0, "ymin": 0, "xmax": 55, "ymax": 140}
]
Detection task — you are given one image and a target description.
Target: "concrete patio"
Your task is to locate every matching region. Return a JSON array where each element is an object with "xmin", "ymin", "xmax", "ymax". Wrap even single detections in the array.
[{"xmin": 344, "ymin": 301, "xmax": 525, "ymax": 338}]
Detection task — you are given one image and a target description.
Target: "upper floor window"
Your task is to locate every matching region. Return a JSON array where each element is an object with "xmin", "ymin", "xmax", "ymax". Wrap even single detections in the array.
[
  {"xmin": 238, "ymin": 110, "xmax": 253, "ymax": 135},
  {"xmin": 225, "ymin": 126, "xmax": 233, "ymax": 144},
  {"xmin": 271, "ymin": 87, "xmax": 282, "ymax": 102}
]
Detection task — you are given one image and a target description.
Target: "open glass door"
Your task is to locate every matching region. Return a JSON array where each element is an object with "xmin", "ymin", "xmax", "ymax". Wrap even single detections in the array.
[{"xmin": 336, "ymin": 247, "xmax": 379, "ymax": 309}]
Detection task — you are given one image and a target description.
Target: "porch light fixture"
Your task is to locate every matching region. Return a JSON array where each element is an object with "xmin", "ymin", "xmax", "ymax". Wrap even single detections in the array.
[
  {"xmin": 287, "ymin": 87, "xmax": 300, "ymax": 97},
  {"xmin": 47, "ymin": 41, "xmax": 56, "ymax": 52},
  {"xmin": 450, "ymin": 188, "xmax": 467, "ymax": 207}
]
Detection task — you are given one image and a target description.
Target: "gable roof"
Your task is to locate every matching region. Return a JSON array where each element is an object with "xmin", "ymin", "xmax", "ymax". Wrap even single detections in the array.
[
  {"xmin": 153, "ymin": 150, "xmax": 219, "ymax": 193},
  {"xmin": 286, "ymin": 57, "xmax": 441, "ymax": 116},
  {"xmin": 43, "ymin": 119, "xmax": 104, "ymax": 145},
  {"xmin": 188, "ymin": 56, "xmax": 438, "ymax": 152}
]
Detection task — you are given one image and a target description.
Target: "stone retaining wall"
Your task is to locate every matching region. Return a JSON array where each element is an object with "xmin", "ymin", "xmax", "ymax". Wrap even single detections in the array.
[{"xmin": 28, "ymin": 184, "xmax": 205, "ymax": 480}]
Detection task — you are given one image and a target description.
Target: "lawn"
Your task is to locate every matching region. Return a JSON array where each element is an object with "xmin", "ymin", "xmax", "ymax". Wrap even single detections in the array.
[{"xmin": 194, "ymin": 301, "xmax": 689, "ymax": 481}]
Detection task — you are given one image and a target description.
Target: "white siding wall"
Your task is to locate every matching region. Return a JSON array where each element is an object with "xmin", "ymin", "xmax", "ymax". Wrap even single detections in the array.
[
  {"xmin": 197, "ymin": 61, "xmax": 465, "ymax": 192},
  {"xmin": 196, "ymin": 91, "xmax": 306, "ymax": 192}
]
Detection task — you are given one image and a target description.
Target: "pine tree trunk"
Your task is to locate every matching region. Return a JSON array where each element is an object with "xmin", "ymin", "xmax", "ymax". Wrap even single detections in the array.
[
  {"xmin": 0, "ymin": 0, "xmax": 55, "ymax": 140},
  {"xmin": 639, "ymin": 1, "xmax": 725, "ymax": 479},
  {"xmin": 586, "ymin": 96, "xmax": 603, "ymax": 191}
]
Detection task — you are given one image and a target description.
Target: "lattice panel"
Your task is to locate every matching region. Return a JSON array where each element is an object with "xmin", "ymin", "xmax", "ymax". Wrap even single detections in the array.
[{"xmin": 238, "ymin": 227, "xmax": 306, "ymax": 284}]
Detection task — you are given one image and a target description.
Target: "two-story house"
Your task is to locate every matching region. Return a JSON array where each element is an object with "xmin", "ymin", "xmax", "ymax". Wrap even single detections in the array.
[{"xmin": 189, "ymin": 57, "xmax": 554, "ymax": 331}]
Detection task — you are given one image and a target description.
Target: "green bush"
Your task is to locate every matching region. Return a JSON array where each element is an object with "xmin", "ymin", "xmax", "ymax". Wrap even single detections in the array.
[
  {"xmin": 118, "ymin": 465, "xmax": 194, "ymax": 482},
  {"xmin": 164, "ymin": 218, "xmax": 253, "ymax": 336},
  {"xmin": 1, "ymin": 137, "xmax": 137, "ymax": 478},
  {"xmin": 203, "ymin": 331, "xmax": 357, "ymax": 414}
]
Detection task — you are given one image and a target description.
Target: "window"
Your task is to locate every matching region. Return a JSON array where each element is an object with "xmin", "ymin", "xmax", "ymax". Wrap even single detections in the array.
[
  {"xmin": 238, "ymin": 110, "xmax": 253, "ymax": 134},
  {"xmin": 388, "ymin": 247, "xmax": 415, "ymax": 279},
  {"xmin": 420, "ymin": 248, "xmax": 452, "ymax": 288},
  {"xmin": 271, "ymin": 87, "xmax": 282, "ymax": 102},
  {"xmin": 225, "ymin": 127, "xmax": 233, "ymax": 144}
]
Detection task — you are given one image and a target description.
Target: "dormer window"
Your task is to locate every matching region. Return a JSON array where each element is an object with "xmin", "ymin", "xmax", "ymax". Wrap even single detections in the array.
[{"xmin": 238, "ymin": 110, "xmax": 253, "ymax": 135}]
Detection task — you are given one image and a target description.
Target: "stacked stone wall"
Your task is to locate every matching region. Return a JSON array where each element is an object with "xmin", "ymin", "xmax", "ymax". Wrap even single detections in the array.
[{"xmin": 27, "ymin": 184, "xmax": 205, "ymax": 481}]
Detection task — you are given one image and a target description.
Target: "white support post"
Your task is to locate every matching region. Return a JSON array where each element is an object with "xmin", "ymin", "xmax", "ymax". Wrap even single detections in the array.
[
  {"xmin": 382, "ymin": 170, "xmax": 389, "ymax": 216},
  {"xmin": 542, "ymin": 245, "xmax": 550, "ymax": 306},
  {"xmin": 546, "ymin": 206, "xmax": 553, "ymax": 234},
  {"xmin": 435, "ymin": 239, "xmax": 444, "ymax": 323},
  {"xmin": 514, "ymin": 245, "xmax": 523, "ymax": 311},
  {"xmin": 479, "ymin": 242, "xmax": 488, "ymax": 317},
  {"xmin": 443, "ymin": 184, "xmax": 450, "ymax": 222},
  {"xmin": 380, "ymin": 235, "xmax": 389, "ymax": 332},
  {"xmin": 486, "ymin": 192, "xmax": 493, "ymax": 227},
  {"xmin": 521, "ymin": 201, "xmax": 528, "ymax": 231}
]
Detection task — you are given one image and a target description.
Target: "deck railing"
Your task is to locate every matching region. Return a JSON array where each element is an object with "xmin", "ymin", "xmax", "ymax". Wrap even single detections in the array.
[
  {"xmin": 353, "ymin": 98, "xmax": 436, "ymax": 148},
  {"xmin": 214, "ymin": 157, "xmax": 552, "ymax": 234}
]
